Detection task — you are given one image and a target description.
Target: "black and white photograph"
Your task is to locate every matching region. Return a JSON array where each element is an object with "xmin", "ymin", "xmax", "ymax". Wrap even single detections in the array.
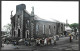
[{"xmin": 1, "ymin": 1, "xmax": 79, "ymax": 51}]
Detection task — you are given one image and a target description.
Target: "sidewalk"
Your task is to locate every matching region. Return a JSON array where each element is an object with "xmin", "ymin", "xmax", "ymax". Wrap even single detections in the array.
[
  {"xmin": 64, "ymin": 39, "xmax": 79, "ymax": 50},
  {"xmin": 56, "ymin": 37, "xmax": 70, "ymax": 45},
  {"xmin": 54, "ymin": 38, "xmax": 79, "ymax": 51},
  {"xmin": 1, "ymin": 37, "xmax": 79, "ymax": 51}
]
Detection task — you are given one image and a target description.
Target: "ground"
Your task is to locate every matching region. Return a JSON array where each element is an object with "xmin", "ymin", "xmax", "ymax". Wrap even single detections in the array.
[{"xmin": 1, "ymin": 37, "xmax": 79, "ymax": 51}]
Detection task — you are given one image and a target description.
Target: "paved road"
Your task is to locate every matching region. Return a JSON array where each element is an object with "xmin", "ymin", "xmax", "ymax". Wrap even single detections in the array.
[{"xmin": 1, "ymin": 37, "xmax": 79, "ymax": 51}]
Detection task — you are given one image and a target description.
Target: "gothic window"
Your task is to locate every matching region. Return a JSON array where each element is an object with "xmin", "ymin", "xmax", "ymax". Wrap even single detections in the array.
[
  {"xmin": 61, "ymin": 26, "xmax": 63, "ymax": 31},
  {"xmin": 61, "ymin": 24, "xmax": 63, "ymax": 31},
  {"xmin": 18, "ymin": 29, "xmax": 20, "ymax": 37},
  {"xmin": 27, "ymin": 20, "xmax": 29, "ymax": 26},
  {"xmin": 18, "ymin": 15, "xmax": 20, "ymax": 27},
  {"xmin": 26, "ymin": 23, "xmax": 27, "ymax": 28},
  {"xmin": 36, "ymin": 25, "xmax": 39, "ymax": 31},
  {"xmin": 54, "ymin": 26, "xmax": 55, "ymax": 29},
  {"xmin": 14, "ymin": 22, "xmax": 15, "ymax": 27},
  {"xmin": 49, "ymin": 25, "xmax": 50, "ymax": 29},
  {"xmin": 36, "ymin": 25, "xmax": 39, "ymax": 34},
  {"xmin": 43, "ymin": 25, "xmax": 45, "ymax": 34},
  {"xmin": 18, "ymin": 15, "xmax": 19, "ymax": 18},
  {"xmin": 26, "ymin": 30, "xmax": 29, "ymax": 38},
  {"xmin": 31, "ymin": 23, "xmax": 34, "ymax": 37},
  {"xmin": 49, "ymin": 25, "xmax": 51, "ymax": 34}
]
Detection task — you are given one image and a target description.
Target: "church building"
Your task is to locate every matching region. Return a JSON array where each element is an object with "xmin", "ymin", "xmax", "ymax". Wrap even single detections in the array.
[{"xmin": 11, "ymin": 4, "xmax": 65, "ymax": 39}]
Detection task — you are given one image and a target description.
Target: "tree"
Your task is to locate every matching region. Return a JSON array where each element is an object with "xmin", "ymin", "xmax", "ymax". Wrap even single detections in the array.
[
  {"xmin": 3, "ymin": 23, "xmax": 12, "ymax": 35},
  {"xmin": 69, "ymin": 23, "xmax": 79, "ymax": 29},
  {"xmin": 69, "ymin": 23, "xmax": 79, "ymax": 40}
]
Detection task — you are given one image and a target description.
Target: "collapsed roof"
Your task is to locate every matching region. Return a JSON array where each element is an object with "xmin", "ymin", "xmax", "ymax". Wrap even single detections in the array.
[{"xmin": 12, "ymin": 4, "xmax": 64, "ymax": 23}]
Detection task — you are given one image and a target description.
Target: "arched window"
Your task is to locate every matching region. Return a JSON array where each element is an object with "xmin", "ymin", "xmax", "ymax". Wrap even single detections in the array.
[
  {"xmin": 26, "ymin": 30, "xmax": 29, "ymax": 38},
  {"xmin": 49, "ymin": 25, "xmax": 51, "ymax": 34},
  {"xmin": 18, "ymin": 15, "xmax": 20, "ymax": 26},
  {"xmin": 54, "ymin": 26, "xmax": 55, "ymax": 29},
  {"xmin": 36, "ymin": 25, "xmax": 39, "ymax": 34},
  {"xmin": 18, "ymin": 15, "xmax": 19, "ymax": 18},
  {"xmin": 43, "ymin": 25, "xmax": 45, "ymax": 34},
  {"xmin": 27, "ymin": 20, "xmax": 29, "ymax": 26}
]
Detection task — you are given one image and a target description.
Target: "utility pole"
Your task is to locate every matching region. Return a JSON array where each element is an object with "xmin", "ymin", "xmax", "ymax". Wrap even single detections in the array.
[{"xmin": 74, "ymin": 28, "xmax": 77, "ymax": 40}]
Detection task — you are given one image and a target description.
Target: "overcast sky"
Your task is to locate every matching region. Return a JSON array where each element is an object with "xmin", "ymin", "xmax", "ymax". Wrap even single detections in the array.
[{"xmin": 1, "ymin": 1, "xmax": 79, "ymax": 30}]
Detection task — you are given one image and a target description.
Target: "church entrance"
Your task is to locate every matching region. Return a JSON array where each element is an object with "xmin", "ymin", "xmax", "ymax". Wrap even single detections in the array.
[
  {"xmin": 26, "ymin": 30, "xmax": 29, "ymax": 38},
  {"xmin": 18, "ymin": 29, "xmax": 20, "ymax": 37}
]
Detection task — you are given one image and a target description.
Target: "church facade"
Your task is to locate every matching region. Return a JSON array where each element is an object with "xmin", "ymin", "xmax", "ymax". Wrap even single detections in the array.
[{"xmin": 11, "ymin": 4, "xmax": 65, "ymax": 39}]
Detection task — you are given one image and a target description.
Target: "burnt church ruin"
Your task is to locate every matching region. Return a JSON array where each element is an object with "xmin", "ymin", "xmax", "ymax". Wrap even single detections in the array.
[{"xmin": 11, "ymin": 4, "xmax": 65, "ymax": 39}]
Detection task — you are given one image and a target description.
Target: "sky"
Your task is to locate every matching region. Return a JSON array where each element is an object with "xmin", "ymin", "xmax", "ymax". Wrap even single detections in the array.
[{"xmin": 1, "ymin": 1, "xmax": 79, "ymax": 30}]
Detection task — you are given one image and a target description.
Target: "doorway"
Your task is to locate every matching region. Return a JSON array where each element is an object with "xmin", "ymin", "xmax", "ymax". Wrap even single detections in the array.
[
  {"xmin": 26, "ymin": 30, "xmax": 29, "ymax": 38},
  {"xmin": 18, "ymin": 29, "xmax": 20, "ymax": 37}
]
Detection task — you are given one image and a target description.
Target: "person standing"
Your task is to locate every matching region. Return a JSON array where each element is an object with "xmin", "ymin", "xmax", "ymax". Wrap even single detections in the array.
[
  {"xmin": 54, "ymin": 36, "xmax": 56, "ymax": 45},
  {"xmin": 51, "ymin": 38, "xmax": 54, "ymax": 45},
  {"xmin": 49, "ymin": 38, "xmax": 51, "ymax": 45},
  {"xmin": 42, "ymin": 39, "xmax": 44, "ymax": 46},
  {"xmin": 36, "ymin": 39, "xmax": 38, "ymax": 46},
  {"xmin": 6, "ymin": 40, "xmax": 9, "ymax": 45},
  {"xmin": 13, "ymin": 41, "xmax": 16, "ymax": 46},
  {"xmin": 64, "ymin": 31, "xmax": 67, "ymax": 37},
  {"xmin": 40, "ymin": 39, "xmax": 42, "ymax": 46},
  {"xmin": 38, "ymin": 39, "xmax": 40, "ymax": 46},
  {"xmin": 69, "ymin": 33, "xmax": 72, "ymax": 42},
  {"xmin": 25, "ymin": 40, "xmax": 28, "ymax": 46},
  {"xmin": 44, "ymin": 38, "xmax": 47, "ymax": 45}
]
